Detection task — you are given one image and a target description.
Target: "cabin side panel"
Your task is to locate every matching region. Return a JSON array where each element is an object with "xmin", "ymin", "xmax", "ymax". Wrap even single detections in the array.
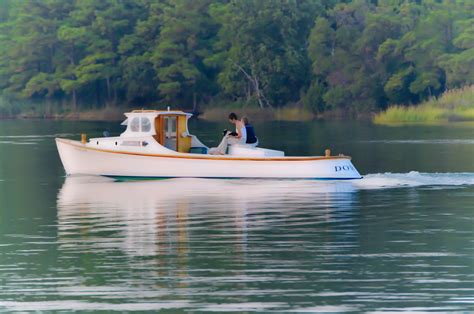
[
  {"xmin": 154, "ymin": 116, "xmax": 165, "ymax": 145},
  {"xmin": 177, "ymin": 115, "xmax": 192, "ymax": 153}
]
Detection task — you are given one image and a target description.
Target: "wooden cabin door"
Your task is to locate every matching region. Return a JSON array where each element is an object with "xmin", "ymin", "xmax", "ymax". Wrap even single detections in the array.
[
  {"xmin": 154, "ymin": 114, "xmax": 191, "ymax": 153},
  {"xmin": 154, "ymin": 116, "xmax": 165, "ymax": 145},
  {"xmin": 156, "ymin": 115, "xmax": 178, "ymax": 151}
]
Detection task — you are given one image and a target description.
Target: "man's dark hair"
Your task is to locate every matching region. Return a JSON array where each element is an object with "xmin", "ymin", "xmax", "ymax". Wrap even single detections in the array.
[{"xmin": 228, "ymin": 112, "xmax": 238, "ymax": 120}]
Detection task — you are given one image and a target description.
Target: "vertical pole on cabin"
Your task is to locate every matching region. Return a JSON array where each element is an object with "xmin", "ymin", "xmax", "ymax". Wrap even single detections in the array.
[
  {"xmin": 176, "ymin": 116, "xmax": 180, "ymax": 152},
  {"xmin": 159, "ymin": 116, "xmax": 165, "ymax": 145}
]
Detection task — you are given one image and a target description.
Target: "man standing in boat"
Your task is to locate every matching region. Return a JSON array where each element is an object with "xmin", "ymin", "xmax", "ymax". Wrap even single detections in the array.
[{"xmin": 210, "ymin": 112, "xmax": 247, "ymax": 155}]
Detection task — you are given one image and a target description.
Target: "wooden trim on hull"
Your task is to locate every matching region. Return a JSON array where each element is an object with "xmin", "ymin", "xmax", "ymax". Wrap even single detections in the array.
[
  {"xmin": 56, "ymin": 138, "xmax": 352, "ymax": 162},
  {"xmin": 105, "ymin": 175, "xmax": 362, "ymax": 181}
]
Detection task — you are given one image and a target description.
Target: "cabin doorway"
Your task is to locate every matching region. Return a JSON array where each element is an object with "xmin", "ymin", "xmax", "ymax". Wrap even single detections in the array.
[
  {"xmin": 154, "ymin": 114, "xmax": 192, "ymax": 153},
  {"xmin": 155, "ymin": 115, "xmax": 178, "ymax": 151}
]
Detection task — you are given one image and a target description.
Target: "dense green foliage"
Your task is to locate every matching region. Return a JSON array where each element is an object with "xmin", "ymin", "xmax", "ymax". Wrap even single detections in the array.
[{"xmin": 0, "ymin": 0, "xmax": 472, "ymax": 114}]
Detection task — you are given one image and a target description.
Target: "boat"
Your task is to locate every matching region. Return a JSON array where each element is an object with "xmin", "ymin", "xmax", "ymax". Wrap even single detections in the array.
[{"xmin": 55, "ymin": 109, "xmax": 362, "ymax": 179}]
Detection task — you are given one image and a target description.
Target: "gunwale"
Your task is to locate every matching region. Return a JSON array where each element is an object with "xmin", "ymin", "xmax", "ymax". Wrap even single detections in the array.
[{"xmin": 56, "ymin": 138, "xmax": 352, "ymax": 162}]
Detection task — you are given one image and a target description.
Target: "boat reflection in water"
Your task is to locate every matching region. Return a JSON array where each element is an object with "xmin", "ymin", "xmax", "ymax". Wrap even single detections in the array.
[
  {"xmin": 57, "ymin": 176, "xmax": 358, "ymax": 258},
  {"xmin": 56, "ymin": 176, "xmax": 360, "ymax": 311}
]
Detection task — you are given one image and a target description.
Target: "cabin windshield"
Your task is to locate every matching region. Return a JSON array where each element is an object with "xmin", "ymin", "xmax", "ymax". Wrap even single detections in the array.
[
  {"xmin": 141, "ymin": 117, "xmax": 151, "ymax": 132},
  {"xmin": 126, "ymin": 116, "xmax": 153, "ymax": 134},
  {"xmin": 130, "ymin": 117, "xmax": 140, "ymax": 132}
]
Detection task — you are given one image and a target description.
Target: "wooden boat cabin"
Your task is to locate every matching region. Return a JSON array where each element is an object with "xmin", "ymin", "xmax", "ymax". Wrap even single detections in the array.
[{"xmin": 121, "ymin": 110, "xmax": 199, "ymax": 153}]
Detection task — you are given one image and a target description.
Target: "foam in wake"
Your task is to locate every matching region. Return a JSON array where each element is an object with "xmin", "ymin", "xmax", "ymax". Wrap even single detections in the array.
[
  {"xmin": 358, "ymin": 139, "xmax": 474, "ymax": 145},
  {"xmin": 61, "ymin": 172, "xmax": 474, "ymax": 198},
  {"xmin": 355, "ymin": 171, "xmax": 474, "ymax": 189}
]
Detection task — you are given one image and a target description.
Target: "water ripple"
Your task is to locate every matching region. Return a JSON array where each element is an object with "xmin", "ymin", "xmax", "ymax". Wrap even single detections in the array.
[{"xmin": 0, "ymin": 176, "xmax": 472, "ymax": 312}]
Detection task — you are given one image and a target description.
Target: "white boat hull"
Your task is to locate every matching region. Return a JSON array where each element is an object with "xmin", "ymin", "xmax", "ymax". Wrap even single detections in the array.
[{"xmin": 56, "ymin": 138, "xmax": 362, "ymax": 180}]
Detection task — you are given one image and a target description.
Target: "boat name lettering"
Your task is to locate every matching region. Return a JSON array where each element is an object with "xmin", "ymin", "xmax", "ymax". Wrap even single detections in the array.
[{"xmin": 335, "ymin": 165, "xmax": 355, "ymax": 172}]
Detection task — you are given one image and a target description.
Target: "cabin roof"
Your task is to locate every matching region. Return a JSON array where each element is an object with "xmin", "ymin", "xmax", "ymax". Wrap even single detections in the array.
[
  {"xmin": 124, "ymin": 110, "xmax": 192, "ymax": 119},
  {"xmin": 121, "ymin": 109, "xmax": 192, "ymax": 126},
  {"xmin": 129, "ymin": 109, "xmax": 190, "ymax": 115}
]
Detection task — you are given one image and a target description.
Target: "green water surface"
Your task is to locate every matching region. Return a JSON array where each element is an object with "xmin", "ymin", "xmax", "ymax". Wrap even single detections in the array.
[{"xmin": 0, "ymin": 119, "xmax": 473, "ymax": 312}]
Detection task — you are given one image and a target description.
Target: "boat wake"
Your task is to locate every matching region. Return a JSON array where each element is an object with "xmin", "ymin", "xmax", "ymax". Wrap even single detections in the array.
[
  {"xmin": 354, "ymin": 171, "xmax": 474, "ymax": 190},
  {"xmin": 358, "ymin": 139, "xmax": 474, "ymax": 145},
  {"xmin": 60, "ymin": 172, "xmax": 474, "ymax": 199}
]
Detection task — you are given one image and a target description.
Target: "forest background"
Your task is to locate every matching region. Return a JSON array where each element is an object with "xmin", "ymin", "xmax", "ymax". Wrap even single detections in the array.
[{"xmin": 0, "ymin": 0, "xmax": 472, "ymax": 121}]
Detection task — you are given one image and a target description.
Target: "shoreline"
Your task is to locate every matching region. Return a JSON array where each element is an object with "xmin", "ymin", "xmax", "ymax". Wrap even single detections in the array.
[
  {"xmin": 2, "ymin": 84, "xmax": 472, "ymax": 125},
  {"xmin": 3, "ymin": 86, "xmax": 471, "ymax": 124},
  {"xmin": 1, "ymin": 109, "xmax": 472, "ymax": 125},
  {"xmin": 0, "ymin": 107, "xmax": 374, "ymax": 122}
]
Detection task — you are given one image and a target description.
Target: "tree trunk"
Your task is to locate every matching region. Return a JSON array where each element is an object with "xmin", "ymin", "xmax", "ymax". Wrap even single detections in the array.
[
  {"xmin": 246, "ymin": 81, "xmax": 251, "ymax": 102},
  {"xmin": 251, "ymin": 68, "xmax": 271, "ymax": 109},
  {"xmin": 113, "ymin": 84, "xmax": 118, "ymax": 106},
  {"xmin": 231, "ymin": 59, "xmax": 272, "ymax": 109},
  {"xmin": 70, "ymin": 46, "xmax": 77, "ymax": 112},
  {"xmin": 106, "ymin": 77, "xmax": 111, "ymax": 104},
  {"xmin": 49, "ymin": 45, "xmax": 55, "ymax": 73},
  {"xmin": 192, "ymin": 91, "xmax": 197, "ymax": 113},
  {"xmin": 254, "ymin": 77, "xmax": 265, "ymax": 109},
  {"xmin": 72, "ymin": 89, "xmax": 77, "ymax": 112},
  {"xmin": 96, "ymin": 81, "xmax": 101, "ymax": 107}
]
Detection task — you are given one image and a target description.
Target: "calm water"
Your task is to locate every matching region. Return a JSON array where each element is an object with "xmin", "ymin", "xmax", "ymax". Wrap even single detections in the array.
[{"xmin": 0, "ymin": 119, "xmax": 473, "ymax": 312}]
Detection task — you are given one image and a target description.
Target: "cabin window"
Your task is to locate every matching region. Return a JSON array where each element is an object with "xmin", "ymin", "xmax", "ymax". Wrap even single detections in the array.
[
  {"xmin": 130, "ymin": 117, "xmax": 140, "ymax": 132},
  {"xmin": 165, "ymin": 116, "xmax": 177, "ymax": 137},
  {"xmin": 161, "ymin": 116, "xmax": 178, "ymax": 151},
  {"xmin": 141, "ymin": 117, "xmax": 151, "ymax": 132}
]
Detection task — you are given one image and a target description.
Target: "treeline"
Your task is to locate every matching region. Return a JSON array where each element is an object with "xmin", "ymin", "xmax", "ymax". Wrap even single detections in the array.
[{"xmin": 0, "ymin": 0, "xmax": 472, "ymax": 114}]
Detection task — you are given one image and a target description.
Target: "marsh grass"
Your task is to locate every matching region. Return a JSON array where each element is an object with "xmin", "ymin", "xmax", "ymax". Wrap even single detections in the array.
[
  {"xmin": 274, "ymin": 106, "xmax": 315, "ymax": 121},
  {"xmin": 374, "ymin": 85, "xmax": 474, "ymax": 124}
]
